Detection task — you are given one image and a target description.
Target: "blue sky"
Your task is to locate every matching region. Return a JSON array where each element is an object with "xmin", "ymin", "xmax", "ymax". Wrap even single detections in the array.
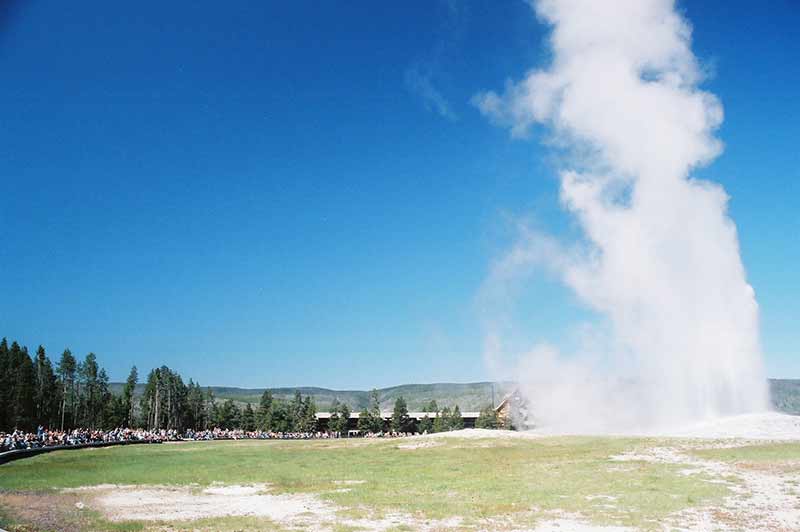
[{"xmin": 1, "ymin": 0, "xmax": 797, "ymax": 388}]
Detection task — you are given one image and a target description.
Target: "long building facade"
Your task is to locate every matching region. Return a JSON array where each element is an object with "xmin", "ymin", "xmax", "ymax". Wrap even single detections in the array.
[
  {"xmin": 314, "ymin": 411, "xmax": 481, "ymax": 433},
  {"xmin": 314, "ymin": 389, "xmax": 531, "ymax": 433}
]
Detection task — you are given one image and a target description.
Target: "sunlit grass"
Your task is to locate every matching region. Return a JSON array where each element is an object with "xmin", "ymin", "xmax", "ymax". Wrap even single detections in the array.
[{"xmin": 0, "ymin": 436, "xmax": 734, "ymax": 531}]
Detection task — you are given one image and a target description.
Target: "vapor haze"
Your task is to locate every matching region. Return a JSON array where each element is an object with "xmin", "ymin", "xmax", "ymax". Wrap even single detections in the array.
[{"xmin": 475, "ymin": 0, "xmax": 769, "ymax": 432}]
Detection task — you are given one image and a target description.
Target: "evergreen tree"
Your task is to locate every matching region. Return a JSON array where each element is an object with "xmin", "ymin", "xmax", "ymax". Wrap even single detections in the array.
[
  {"xmin": 475, "ymin": 406, "xmax": 499, "ymax": 429},
  {"xmin": 419, "ymin": 414, "xmax": 433, "ymax": 433},
  {"xmin": 231, "ymin": 401, "xmax": 242, "ymax": 428},
  {"xmin": 257, "ymin": 390, "xmax": 273, "ymax": 431},
  {"xmin": 122, "ymin": 366, "xmax": 138, "ymax": 426},
  {"xmin": 98, "ymin": 368, "xmax": 113, "ymax": 428},
  {"xmin": 336, "ymin": 402, "xmax": 350, "ymax": 434},
  {"xmin": 366, "ymin": 389, "xmax": 384, "ymax": 433},
  {"xmin": 0, "ymin": 338, "xmax": 9, "ymax": 429},
  {"xmin": 140, "ymin": 366, "xmax": 189, "ymax": 430},
  {"xmin": 289, "ymin": 390, "xmax": 304, "ymax": 431},
  {"xmin": 424, "ymin": 399, "xmax": 438, "ymax": 413},
  {"xmin": 214, "ymin": 399, "xmax": 240, "ymax": 429},
  {"xmin": 329, "ymin": 399, "xmax": 350, "ymax": 434},
  {"xmin": 105, "ymin": 394, "xmax": 128, "ymax": 428},
  {"xmin": 328, "ymin": 398, "xmax": 341, "ymax": 433},
  {"xmin": 357, "ymin": 406, "xmax": 373, "ymax": 433},
  {"xmin": 390, "ymin": 396, "xmax": 412, "ymax": 432},
  {"xmin": 433, "ymin": 406, "xmax": 450, "ymax": 433},
  {"xmin": 242, "ymin": 403, "xmax": 256, "ymax": 431},
  {"xmin": 186, "ymin": 380, "xmax": 206, "ymax": 430},
  {"xmin": 13, "ymin": 345, "xmax": 37, "ymax": 430},
  {"xmin": 205, "ymin": 388, "xmax": 215, "ymax": 430},
  {"xmin": 270, "ymin": 401, "xmax": 291, "ymax": 432},
  {"xmin": 79, "ymin": 353, "xmax": 102, "ymax": 428},
  {"xmin": 297, "ymin": 395, "xmax": 317, "ymax": 432},
  {"xmin": 34, "ymin": 345, "xmax": 59, "ymax": 428},
  {"xmin": 34, "ymin": 346, "xmax": 48, "ymax": 424},
  {"xmin": 450, "ymin": 405, "xmax": 464, "ymax": 430},
  {"xmin": 56, "ymin": 349, "xmax": 77, "ymax": 430}
]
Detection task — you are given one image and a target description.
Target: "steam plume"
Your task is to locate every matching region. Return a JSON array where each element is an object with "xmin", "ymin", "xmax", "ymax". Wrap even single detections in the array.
[{"xmin": 475, "ymin": 0, "xmax": 769, "ymax": 431}]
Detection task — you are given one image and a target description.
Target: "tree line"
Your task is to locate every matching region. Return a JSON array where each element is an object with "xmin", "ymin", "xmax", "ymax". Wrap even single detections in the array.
[
  {"xmin": 0, "ymin": 337, "xmax": 320, "ymax": 434},
  {"xmin": 0, "ymin": 338, "xmax": 117, "ymax": 432},
  {"xmin": 1, "ymin": 335, "xmax": 506, "ymax": 434}
]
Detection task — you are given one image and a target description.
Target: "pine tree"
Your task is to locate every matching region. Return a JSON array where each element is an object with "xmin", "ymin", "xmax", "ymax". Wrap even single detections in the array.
[
  {"xmin": 424, "ymin": 399, "xmax": 438, "ymax": 413},
  {"xmin": 297, "ymin": 395, "xmax": 317, "ymax": 432},
  {"xmin": 14, "ymin": 345, "xmax": 37, "ymax": 430},
  {"xmin": 475, "ymin": 406, "xmax": 499, "ymax": 429},
  {"xmin": 56, "ymin": 349, "xmax": 77, "ymax": 430},
  {"xmin": 186, "ymin": 380, "xmax": 206, "ymax": 430},
  {"xmin": 0, "ymin": 338, "xmax": 9, "ymax": 430},
  {"xmin": 257, "ymin": 390, "xmax": 273, "ymax": 431},
  {"xmin": 34, "ymin": 346, "xmax": 50, "ymax": 425},
  {"xmin": 434, "ymin": 406, "xmax": 450, "ymax": 433},
  {"xmin": 328, "ymin": 398, "xmax": 341, "ymax": 433},
  {"xmin": 419, "ymin": 414, "xmax": 433, "ymax": 433},
  {"xmin": 367, "ymin": 389, "xmax": 384, "ymax": 433},
  {"xmin": 27, "ymin": 344, "xmax": 59, "ymax": 429},
  {"xmin": 80, "ymin": 353, "xmax": 101, "ymax": 428},
  {"xmin": 215, "ymin": 399, "xmax": 240, "ymax": 429},
  {"xmin": 336, "ymin": 402, "xmax": 350, "ymax": 434},
  {"xmin": 242, "ymin": 403, "xmax": 256, "ymax": 431},
  {"xmin": 328, "ymin": 399, "xmax": 350, "ymax": 434},
  {"xmin": 98, "ymin": 368, "xmax": 113, "ymax": 428},
  {"xmin": 289, "ymin": 390, "xmax": 304, "ymax": 431},
  {"xmin": 450, "ymin": 405, "xmax": 464, "ymax": 430},
  {"xmin": 205, "ymin": 388, "xmax": 215, "ymax": 430},
  {"xmin": 122, "ymin": 366, "xmax": 138, "ymax": 426},
  {"xmin": 270, "ymin": 401, "xmax": 291, "ymax": 432},
  {"xmin": 105, "ymin": 394, "xmax": 128, "ymax": 428},
  {"xmin": 390, "ymin": 396, "xmax": 411, "ymax": 433},
  {"xmin": 357, "ymin": 406, "xmax": 373, "ymax": 433}
]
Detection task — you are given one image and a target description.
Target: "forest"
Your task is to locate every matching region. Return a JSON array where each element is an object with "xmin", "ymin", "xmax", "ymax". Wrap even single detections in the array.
[
  {"xmin": 0, "ymin": 337, "xmax": 318, "ymax": 433},
  {"xmin": 0, "ymin": 337, "xmax": 498, "ymax": 433}
]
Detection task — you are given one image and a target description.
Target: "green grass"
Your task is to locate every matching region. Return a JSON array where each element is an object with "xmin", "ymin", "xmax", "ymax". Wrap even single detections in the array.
[{"xmin": 0, "ymin": 437, "xmax": 731, "ymax": 531}]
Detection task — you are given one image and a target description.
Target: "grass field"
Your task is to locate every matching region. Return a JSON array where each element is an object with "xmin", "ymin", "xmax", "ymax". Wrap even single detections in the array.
[{"xmin": 1, "ymin": 432, "xmax": 799, "ymax": 531}]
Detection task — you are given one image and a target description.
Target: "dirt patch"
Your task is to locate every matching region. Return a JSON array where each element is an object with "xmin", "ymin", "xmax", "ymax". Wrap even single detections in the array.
[
  {"xmin": 532, "ymin": 517, "xmax": 633, "ymax": 531},
  {"xmin": 70, "ymin": 483, "xmax": 336, "ymax": 523},
  {"xmin": 57, "ymin": 483, "xmax": 463, "ymax": 531},
  {"xmin": 396, "ymin": 440, "xmax": 443, "ymax": 450},
  {"xmin": 423, "ymin": 428, "xmax": 545, "ymax": 440},
  {"xmin": 343, "ymin": 512, "xmax": 463, "ymax": 532},
  {"xmin": 0, "ymin": 491, "xmax": 90, "ymax": 532}
]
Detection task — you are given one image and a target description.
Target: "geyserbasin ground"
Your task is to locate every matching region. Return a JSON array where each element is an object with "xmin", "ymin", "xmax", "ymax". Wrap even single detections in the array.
[{"xmin": 2, "ymin": 415, "xmax": 800, "ymax": 532}]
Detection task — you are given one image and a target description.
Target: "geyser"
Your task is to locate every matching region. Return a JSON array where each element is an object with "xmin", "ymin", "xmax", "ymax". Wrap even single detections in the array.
[{"xmin": 475, "ymin": 0, "xmax": 769, "ymax": 431}]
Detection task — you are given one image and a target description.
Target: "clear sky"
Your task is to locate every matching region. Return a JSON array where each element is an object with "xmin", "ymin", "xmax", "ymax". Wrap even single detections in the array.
[{"xmin": 1, "ymin": 1, "xmax": 797, "ymax": 388}]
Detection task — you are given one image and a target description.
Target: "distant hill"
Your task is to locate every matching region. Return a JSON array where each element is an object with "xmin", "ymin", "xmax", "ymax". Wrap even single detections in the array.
[
  {"xmin": 109, "ymin": 381, "xmax": 517, "ymax": 411},
  {"xmin": 110, "ymin": 379, "xmax": 800, "ymax": 413}
]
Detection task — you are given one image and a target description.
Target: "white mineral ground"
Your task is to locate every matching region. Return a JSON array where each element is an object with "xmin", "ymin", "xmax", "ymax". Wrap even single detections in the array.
[{"xmin": 523, "ymin": 411, "xmax": 800, "ymax": 440}]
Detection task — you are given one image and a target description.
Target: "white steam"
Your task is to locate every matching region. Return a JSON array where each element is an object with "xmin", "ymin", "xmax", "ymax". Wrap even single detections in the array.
[{"xmin": 475, "ymin": 0, "xmax": 769, "ymax": 432}]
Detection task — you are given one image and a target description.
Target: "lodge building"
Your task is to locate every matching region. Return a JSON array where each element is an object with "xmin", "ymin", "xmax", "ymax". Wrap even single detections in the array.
[{"xmin": 313, "ymin": 389, "xmax": 528, "ymax": 433}]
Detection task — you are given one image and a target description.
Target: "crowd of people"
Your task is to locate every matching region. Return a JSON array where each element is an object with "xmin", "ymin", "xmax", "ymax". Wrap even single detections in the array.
[
  {"xmin": 1, "ymin": 426, "xmax": 422, "ymax": 452},
  {"xmin": 1, "ymin": 426, "xmax": 163, "ymax": 452},
  {"xmin": 184, "ymin": 428, "xmax": 420, "ymax": 440},
  {"xmin": 184, "ymin": 428, "xmax": 336, "ymax": 440}
]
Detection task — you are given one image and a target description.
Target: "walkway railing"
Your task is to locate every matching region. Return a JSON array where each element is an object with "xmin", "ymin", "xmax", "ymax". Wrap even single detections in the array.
[{"xmin": 0, "ymin": 440, "xmax": 161, "ymax": 466}]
